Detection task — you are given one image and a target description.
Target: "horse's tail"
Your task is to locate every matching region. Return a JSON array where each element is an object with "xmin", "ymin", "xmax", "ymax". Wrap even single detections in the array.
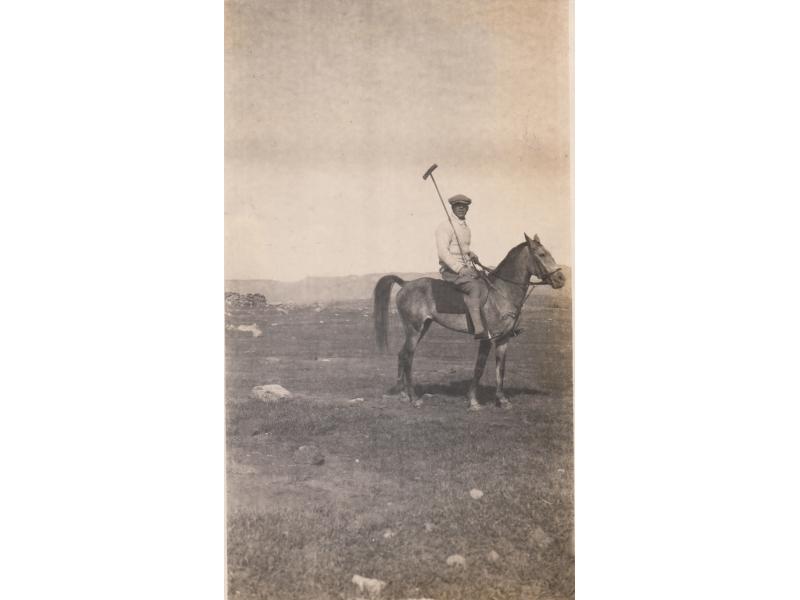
[{"xmin": 373, "ymin": 275, "xmax": 405, "ymax": 352}]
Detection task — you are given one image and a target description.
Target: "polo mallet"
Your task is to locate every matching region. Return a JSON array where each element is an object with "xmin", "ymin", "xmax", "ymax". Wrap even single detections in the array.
[{"xmin": 422, "ymin": 164, "xmax": 471, "ymax": 269}]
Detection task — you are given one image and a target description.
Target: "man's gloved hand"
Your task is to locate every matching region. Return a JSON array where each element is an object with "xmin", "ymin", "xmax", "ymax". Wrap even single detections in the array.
[
  {"xmin": 468, "ymin": 252, "xmax": 480, "ymax": 264},
  {"xmin": 458, "ymin": 265, "xmax": 479, "ymax": 279}
]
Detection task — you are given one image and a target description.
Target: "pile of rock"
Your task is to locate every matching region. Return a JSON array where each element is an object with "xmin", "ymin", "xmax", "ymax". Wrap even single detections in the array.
[{"xmin": 225, "ymin": 292, "xmax": 267, "ymax": 308}]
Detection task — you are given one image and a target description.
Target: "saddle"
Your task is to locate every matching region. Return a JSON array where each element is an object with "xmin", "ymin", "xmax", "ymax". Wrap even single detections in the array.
[{"xmin": 431, "ymin": 278, "xmax": 490, "ymax": 314}]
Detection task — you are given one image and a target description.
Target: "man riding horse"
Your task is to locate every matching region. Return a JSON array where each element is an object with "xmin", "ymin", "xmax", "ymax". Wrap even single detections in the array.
[
  {"xmin": 372, "ymin": 164, "xmax": 566, "ymax": 410},
  {"xmin": 435, "ymin": 194, "xmax": 494, "ymax": 340}
]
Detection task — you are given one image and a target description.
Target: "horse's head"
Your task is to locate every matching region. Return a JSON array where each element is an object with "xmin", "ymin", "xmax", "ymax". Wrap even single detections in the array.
[{"xmin": 524, "ymin": 233, "xmax": 565, "ymax": 289}]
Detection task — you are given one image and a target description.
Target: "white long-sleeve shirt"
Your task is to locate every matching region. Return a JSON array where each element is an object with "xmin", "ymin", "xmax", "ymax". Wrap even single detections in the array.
[{"xmin": 436, "ymin": 217, "xmax": 473, "ymax": 273}]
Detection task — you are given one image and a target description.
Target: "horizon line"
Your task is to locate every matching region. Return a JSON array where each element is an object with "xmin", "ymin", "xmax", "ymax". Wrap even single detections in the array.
[{"xmin": 225, "ymin": 264, "xmax": 572, "ymax": 284}]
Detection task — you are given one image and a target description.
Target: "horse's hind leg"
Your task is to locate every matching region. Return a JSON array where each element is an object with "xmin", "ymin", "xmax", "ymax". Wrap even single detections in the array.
[
  {"xmin": 385, "ymin": 352, "xmax": 405, "ymax": 396},
  {"xmin": 400, "ymin": 319, "xmax": 431, "ymax": 407},
  {"xmin": 467, "ymin": 340, "xmax": 492, "ymax": 411}
]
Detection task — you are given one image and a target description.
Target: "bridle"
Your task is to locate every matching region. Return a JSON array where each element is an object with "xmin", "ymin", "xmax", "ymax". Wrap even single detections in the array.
[
  {"xmin": 472, "ymin": 248, "xmax": 562, "ymax": 339},
  {"xmin": 479, "ymin": 250, "xmax": 562, "ymax": 289},
  {"xmin": 491, "ymin": 267, "xmax": 562, "ymax": 288}
]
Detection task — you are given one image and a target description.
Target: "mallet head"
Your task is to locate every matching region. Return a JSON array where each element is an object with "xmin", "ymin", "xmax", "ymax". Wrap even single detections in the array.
[{"xmin": 422, "ymin": 164, "xmax": 438, "ymax": 180}]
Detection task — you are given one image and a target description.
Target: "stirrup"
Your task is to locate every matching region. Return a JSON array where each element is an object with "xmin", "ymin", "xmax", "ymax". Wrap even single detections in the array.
[{"xmin": 474, "ymin": 330, "xmax": 501, "ymax": 341}]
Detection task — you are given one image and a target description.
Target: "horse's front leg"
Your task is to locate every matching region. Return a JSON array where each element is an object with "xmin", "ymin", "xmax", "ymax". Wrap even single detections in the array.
[
  {"xmin": 494, "ymin": 340, "xmax": 512, "ymax": 409},
  {"xmin": 468, "ymin": 340, "xmax": 492, "ymax": 411}
]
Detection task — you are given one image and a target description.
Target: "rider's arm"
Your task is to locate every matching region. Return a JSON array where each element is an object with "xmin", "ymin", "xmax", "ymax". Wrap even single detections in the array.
[{"xmin": 435, "ymin": 222, "xmax": 463, "ymax": 272}]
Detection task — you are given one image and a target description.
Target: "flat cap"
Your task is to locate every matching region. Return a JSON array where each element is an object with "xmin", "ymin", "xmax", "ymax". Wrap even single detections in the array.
[{"xmin": 448, "ymin": 194, "xmax": 472, "ymax": 206}]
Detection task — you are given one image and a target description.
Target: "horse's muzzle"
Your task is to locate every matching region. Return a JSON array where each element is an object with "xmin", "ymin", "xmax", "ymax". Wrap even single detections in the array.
[{"xmin": 549, "ymin": 270, "xmax": 566, "ymax": 289}]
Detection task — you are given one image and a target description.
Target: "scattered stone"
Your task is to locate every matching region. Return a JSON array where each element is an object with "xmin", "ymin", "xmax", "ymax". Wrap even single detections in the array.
[
  {"xmin": 226, "ymin": 323, "xmax": 262, "ymax": 337},
  {"xmin": 486, "ymin": 550, "xmax": 501, "ymax": 562},
  {"xmin": 319, "ymin": 320, "xmax": 325, "ymax": 324},
  {"xmin": 351, "ymin": 575, "xmax": 386, "ymax": 597},
  {"xmin": 382, "ymin": 529, "xmax": 395, "ymax": 539},
  {"xmin": 276, "ymin": 306, "xmax": 289, "ymax": 315},
  {"xmin": 530, "ymin": 526, "xmax": 553, "ymax": 548},
  {"xmin": 446, "ymin": 554, "xmax": 466, "ymax": 567},
  {"xmin": 250, "ymin": 384, "xmax": 291, "ymax": 402},
  {"xmin": 349, "ymin": 397, "xmax": 365, "ymax": 404},
  {"xmin": 264, "ymin": 356, "xmax": 280, "ymax": 363},
  {"xmin": 469, "ymin": 488, "xmax": 484, "ymax": 500},
  {"xmin": 421, "ymin": 393, "xmax": 433, "ymax": 399},
  {"xmin": 295, "ymin": 445, "xmax": 325, "ymax": 465},
  {"xmin": 319, "ymin": 358, "xmax": 332, "ymax": 362},
  {"xmin": 424, "ymin": 522, "xmax": 435, "ymax": 532},
  {"xmin": 237, "ymin": 323, "xmax": 262, "ymax": 337}
]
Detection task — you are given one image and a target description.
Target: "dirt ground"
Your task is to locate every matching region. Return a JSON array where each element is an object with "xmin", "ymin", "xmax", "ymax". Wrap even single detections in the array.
[{"xmin": 226, "ymin": 293, "xmax": 573, "ymax": 599}]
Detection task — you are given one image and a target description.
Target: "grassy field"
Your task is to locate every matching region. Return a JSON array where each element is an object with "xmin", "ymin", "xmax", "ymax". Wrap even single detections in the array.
[{"xmin": 226, "ymin": 293, "xmax": 573, "ymax": 599}]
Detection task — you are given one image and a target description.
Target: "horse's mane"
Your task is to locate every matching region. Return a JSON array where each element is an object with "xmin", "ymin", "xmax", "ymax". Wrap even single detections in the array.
[{"xmin": 491, "ymin": 241, "xmax": 529, "ymax": 277}]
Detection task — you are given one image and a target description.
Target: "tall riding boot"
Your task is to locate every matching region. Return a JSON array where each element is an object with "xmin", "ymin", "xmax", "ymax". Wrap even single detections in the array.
[{"xmin": 466, "ymin": 301, "xmax": 489, "ymax": 339}]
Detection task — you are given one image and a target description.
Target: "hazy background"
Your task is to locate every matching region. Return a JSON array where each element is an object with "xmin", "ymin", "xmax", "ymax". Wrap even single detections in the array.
[{"xmin": 226, "ymin": 0, "xmax": 571, "ymax": 281}]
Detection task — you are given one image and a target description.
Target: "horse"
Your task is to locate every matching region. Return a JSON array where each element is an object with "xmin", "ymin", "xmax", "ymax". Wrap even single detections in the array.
[{"xmin": 373, "ymin": 233, "xmax": 566, "ymax": 410}]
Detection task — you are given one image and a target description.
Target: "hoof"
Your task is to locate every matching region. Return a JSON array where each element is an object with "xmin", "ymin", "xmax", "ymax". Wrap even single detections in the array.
[
  {"xmin": 468, "ymin": 401, "xmax": 483, "ymax": 412},
  {"xmin": 494, "ymin": 396, "xmax": 513, "ymax": 408},
  {"xmin": 398, "ymin": 391, "xmax": 410, "ymax": 402},
  {"xmin": 412, "ymin": 399, "xmax": 423, "ymax": 408}
]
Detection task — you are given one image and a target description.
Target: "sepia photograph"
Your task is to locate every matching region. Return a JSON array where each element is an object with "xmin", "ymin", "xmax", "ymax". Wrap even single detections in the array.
[
  {"xmin": 226, "ymin": 1, "xmax": 573, "ymax": 598},
  {"xmin": 6, "ymin": 3, "xmax": 800, "ymax": 600}
]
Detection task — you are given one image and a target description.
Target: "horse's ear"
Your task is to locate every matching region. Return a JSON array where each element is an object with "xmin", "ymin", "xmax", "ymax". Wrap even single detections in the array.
[{"xmin": 524, "ymin": 232, "xmax": 540, "ymax": 246}]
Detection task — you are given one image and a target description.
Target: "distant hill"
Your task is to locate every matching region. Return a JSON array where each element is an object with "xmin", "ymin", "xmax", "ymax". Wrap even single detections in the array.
[{"xmin": 226, "ymin": 266, "xmax": 571, "ymax": 304}]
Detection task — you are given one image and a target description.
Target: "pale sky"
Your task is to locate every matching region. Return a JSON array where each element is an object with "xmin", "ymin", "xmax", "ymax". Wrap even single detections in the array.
[{"xmin": 225, "ymin": 0, "xmax": 571, "ymax": 281}]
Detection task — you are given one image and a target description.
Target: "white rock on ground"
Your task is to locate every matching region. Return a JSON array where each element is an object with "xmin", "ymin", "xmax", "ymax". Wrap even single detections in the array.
[
  {"xmin": 294, "ymin": 445, "xmax": 324, "ymax": 465},
  {"xmin": 351, "ymin": 575, "xmax": 386, "ymax": 597},
  {"xmin": 226, "ymin": 323, "xmax": 262, "ymax": 337},
  {"xmin": 382, "ymin": 529, "xmax": 395, "ymax": 539},
  {"xmin": 349, "ymin": 397, "xmax": 365, "ymax": 403},
  {"xmin": 446, "ymin": 554, "xmax": 466, "ymax": 567},
  {"xmin": 469, "ymin": 488, "xmax": 484, "ymax": 499},
  {"xmin": 487, "ymin": 550, "xmax": 500, "ymax": 562},
  {"xmin": 531, "ymin": 526, "xmax": 553, "ymax": 548},
  {"xmin": 250, "ymin": 384, "xmax": 291, "ymax": 402}
]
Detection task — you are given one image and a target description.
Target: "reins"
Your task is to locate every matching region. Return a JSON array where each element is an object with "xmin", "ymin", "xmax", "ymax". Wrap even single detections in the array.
[
  {"xmin": 475, "ymin": 260, "xmax": 561, "ymax": 289},
  {"xmin": 473, "ymin": 260, "xmax": 562, "ymax": 339}
]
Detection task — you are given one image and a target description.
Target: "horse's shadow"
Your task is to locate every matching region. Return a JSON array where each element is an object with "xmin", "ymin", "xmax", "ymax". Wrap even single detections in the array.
[{"xmin": 393, "ymin": 379, "xmax": 542, "ymax": 403}]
